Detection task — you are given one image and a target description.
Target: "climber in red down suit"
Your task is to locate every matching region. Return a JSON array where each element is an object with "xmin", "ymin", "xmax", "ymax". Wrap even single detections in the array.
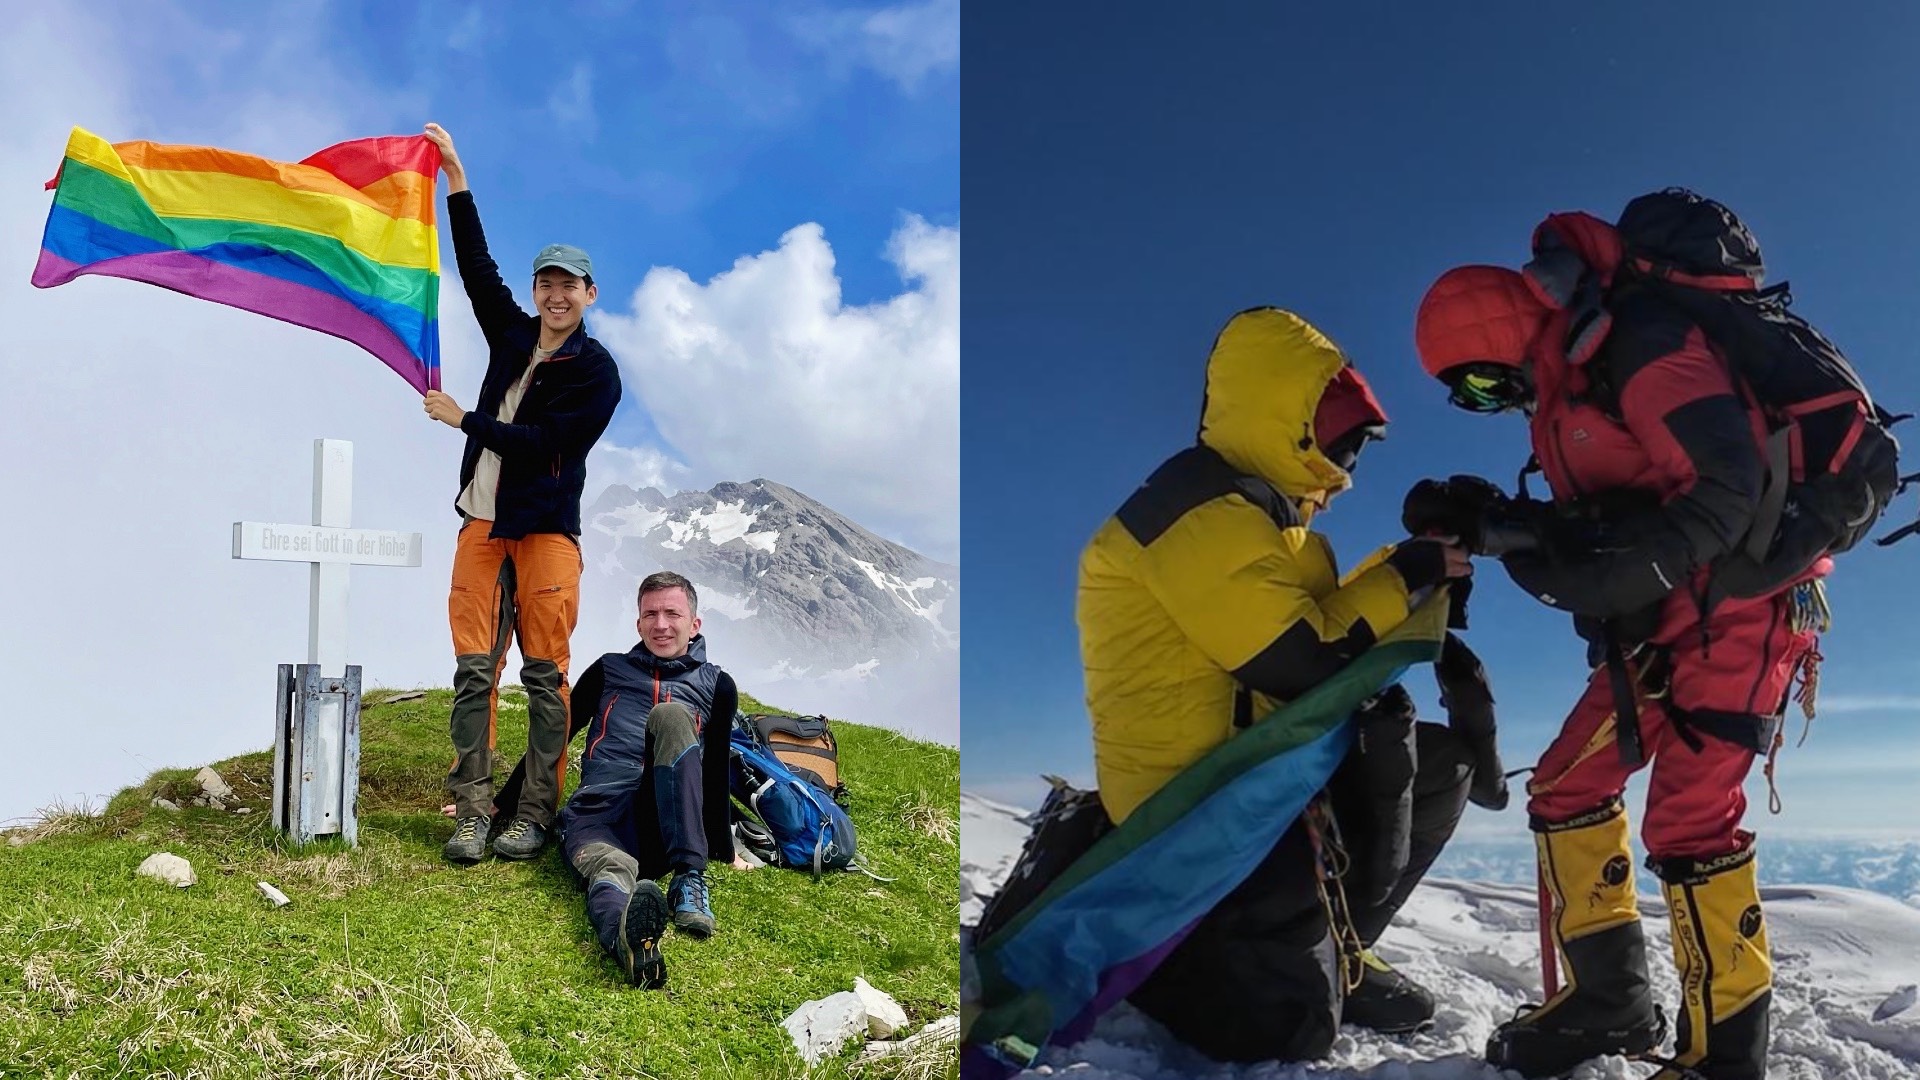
[{"xmin": 1409, "ymin": 198, "xmax": 1873, "ymax": 1080}]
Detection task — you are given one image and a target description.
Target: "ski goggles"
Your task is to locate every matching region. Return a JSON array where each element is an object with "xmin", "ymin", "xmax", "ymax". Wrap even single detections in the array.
[{"xmin": 1445, "ymin": 363, "xmax": 1533, "ymax": 414}]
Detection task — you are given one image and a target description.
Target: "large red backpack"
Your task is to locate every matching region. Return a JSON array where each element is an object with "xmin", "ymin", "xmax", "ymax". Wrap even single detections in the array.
[{"xmin": 1530, "ymin": 188, "xmax": 1907, "ymax": 560}]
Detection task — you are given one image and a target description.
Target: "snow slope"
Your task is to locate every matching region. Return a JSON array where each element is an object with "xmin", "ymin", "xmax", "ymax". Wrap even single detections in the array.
[{"xmin": 961, "ymin": 793, "xmax": 1920, "ymax": 1080}]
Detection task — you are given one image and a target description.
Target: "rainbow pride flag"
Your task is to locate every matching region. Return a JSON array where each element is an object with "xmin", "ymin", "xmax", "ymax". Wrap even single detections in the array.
[{"xmin": 32, "ymin": 127, "xmax": 442, "ymax": 393}]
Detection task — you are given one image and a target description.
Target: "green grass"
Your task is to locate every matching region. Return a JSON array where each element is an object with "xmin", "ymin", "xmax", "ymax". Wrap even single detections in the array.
[{"xmin": 0, "ymin": 688, "xmax": 959, "ymax": 1079}]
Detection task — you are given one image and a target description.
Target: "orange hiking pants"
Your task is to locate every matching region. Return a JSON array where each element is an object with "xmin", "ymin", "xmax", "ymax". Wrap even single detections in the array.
[{"xmin": 445, "ymin": 520, "xmax": 582, "ymax": 824}]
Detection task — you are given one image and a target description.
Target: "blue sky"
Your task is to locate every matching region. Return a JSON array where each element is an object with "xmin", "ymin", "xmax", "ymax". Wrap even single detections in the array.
[
  {"xmin": 0, "ymin": 0, "xmax": 956, "ymax": 824},
  {"xmin": 961, "ymin": 1, "xmax": 1920, "ymax": 836}
]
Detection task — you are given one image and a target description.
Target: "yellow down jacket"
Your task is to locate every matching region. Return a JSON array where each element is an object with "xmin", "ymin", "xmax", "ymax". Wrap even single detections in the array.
[{"xmin": 1078, "ymin": 308, "xmax": 1418, "ymax": 823}]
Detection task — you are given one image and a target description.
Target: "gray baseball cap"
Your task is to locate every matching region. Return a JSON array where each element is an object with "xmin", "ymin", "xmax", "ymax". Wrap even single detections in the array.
[{"xmin": 532, "ymin": 243, "xmax": 593, "ymax": 280}]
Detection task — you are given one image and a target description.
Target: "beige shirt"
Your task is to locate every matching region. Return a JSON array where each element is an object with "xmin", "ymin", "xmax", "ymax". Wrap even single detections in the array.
[{"xmin": 458, "ymin": 345, "xmax": 559, "ymax": 522}]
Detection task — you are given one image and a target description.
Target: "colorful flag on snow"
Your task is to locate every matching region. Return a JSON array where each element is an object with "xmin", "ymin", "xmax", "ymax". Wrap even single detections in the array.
[{"xmin": 963, "ymin": 593, "xmax": 1451, "ymax": 1077}]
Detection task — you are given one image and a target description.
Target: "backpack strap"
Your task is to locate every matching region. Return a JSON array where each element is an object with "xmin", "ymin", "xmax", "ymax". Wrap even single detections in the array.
[
  {"xmin": 768, "ymin": 742, "xmax": 837, "ymax": 761},
  {"xmin": 1745, "ymin": 427, "xmax": 1795, "ymax": 563}
]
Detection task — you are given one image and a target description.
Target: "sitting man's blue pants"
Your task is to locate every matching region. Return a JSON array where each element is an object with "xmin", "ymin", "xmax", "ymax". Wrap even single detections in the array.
[{"xmin": 560, "ymin": 700, "xmax": 707, "ymax": 957}]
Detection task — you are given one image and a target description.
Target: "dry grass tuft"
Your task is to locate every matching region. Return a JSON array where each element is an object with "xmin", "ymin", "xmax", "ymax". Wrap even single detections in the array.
[
  {"xmin": 2, "ymin": 797, "xmax": 102, "ymax": 847},
  {"xmin": 300, "ymin": 972, "xmax": 525, "ymax": 1080},
  {"xmin": 898, "ymin": 798, "xmax": 955, "ymax": 844},
  {"xmin": 20, "ymin": 951, "xmax": 81, "ymax": 1016},
  {"xmin": 251, "ymin": 836, "xmax": 436, "ymax": 900}
]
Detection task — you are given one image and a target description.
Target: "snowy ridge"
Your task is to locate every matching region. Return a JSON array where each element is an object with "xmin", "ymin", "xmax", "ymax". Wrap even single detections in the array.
[
  {"xmin": 853, "ymin": 557, "xmax": 955, "ymax": 646},
  {"xmin": 961, "ymin": 791, "xmax": 1920, "ymax": 1079},
  {"xmin": 592, "ymin": 498, "xmax": 779, "ymax": 554}
]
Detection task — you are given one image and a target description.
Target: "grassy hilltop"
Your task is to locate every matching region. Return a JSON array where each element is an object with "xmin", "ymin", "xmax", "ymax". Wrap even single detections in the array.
[{"xmin": 0, "ymin": 688, "xmax": 959, "ymax": 1079}]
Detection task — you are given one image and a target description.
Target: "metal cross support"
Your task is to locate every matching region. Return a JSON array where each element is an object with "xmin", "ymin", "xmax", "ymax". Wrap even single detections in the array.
[{"xmin": 273, "ymin": 663, "xmax": 363, "ymax": 846}]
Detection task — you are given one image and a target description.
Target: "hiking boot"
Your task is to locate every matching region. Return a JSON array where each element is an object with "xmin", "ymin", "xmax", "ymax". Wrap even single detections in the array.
[
  {"xmin": 668, "ymin": 869, "xmax": 715, "ymax": 938},
  {"xmin": 491, "ymin": 816, "xmax": 548, "ymax": 860},
  {"xmin": 1486, "ymin": 799, "xmax": 1661, "ymax": 1077},
  {"xmin": 614, "ymin": 881, "xmax": 669, "ymax": 988},
  {"xmin": 443, "ymin": 815, "xmax": 490, "ymax": 864},
  {"xmin": 1342, "ymin": 950, "xmax": 1435, "ymax": 1034}
]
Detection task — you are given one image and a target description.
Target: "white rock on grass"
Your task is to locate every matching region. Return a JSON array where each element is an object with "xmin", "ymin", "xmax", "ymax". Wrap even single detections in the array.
[
  {"xmin": 151, "ymin": 798, "xmax": 180, "ymax": 811},
  {"xmin": 854, "ymin": 976, "xmax": 910, "ymax": 1038},
  {"xmin": 256, "ymin": 881, "xmax": 291, "ymax": 908},
  {"xmin": 196, "ymin": 767, "xmax": 233, "ymax": 801},
  {"xmin": 136, "ymin": 852, "xmax": 196, "ymax": 888},
  {"xmin": 783, "ymin": 991, "xmax": 869, "ymax": 1064}
]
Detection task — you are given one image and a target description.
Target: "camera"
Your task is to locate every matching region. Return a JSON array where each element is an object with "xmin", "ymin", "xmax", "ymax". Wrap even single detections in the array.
[{"xmin": 1402, "ymin": 476, "xmax": 1543, "ymax": 557}]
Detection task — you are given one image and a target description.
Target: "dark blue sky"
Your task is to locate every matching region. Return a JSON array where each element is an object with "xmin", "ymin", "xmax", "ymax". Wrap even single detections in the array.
[{"xmin": 961, "ymin": 2, "xmax": 1920, "ymax": 832}]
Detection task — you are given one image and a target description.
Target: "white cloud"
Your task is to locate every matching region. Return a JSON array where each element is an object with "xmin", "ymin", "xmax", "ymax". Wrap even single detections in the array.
[
  {"xmin": 586, "ymin": 442, "xmax": 687, "ymax": 495},
  {"xmin": 593, "ymin": 213, "xmax": 960, "ymax": 561},
  {"xmin": 445, "ymin": 6, "xmax": 491, "ymax": 53},
  {"xmin": 856, "ymin": 0, "xmax": 961, "ymax": 89},
  {"xmin": 1811, "ymin": 693, "xmax": 1920, "ymax": 715},
  {"xmin": 547, "ymin": 62, "xmax": 598, "ymax": 139},
  {"xmin": 793, "ymin": 0, "xmax": 960, "ymax": 92}
]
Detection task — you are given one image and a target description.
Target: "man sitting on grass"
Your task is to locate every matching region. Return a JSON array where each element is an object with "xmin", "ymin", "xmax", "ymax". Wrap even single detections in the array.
[{"xmin": 556, "ymin": 571, "xmax": 739, "ymax": 987}]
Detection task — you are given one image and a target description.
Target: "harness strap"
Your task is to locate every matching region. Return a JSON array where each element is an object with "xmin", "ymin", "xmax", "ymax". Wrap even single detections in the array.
[
  {"xmin": 1604, "ymin": 629, "xmax": 1647, "ymax": 767},
  {"xmin": 1665, "ymin": 706, "xmax": 1782, "ymax": 756}
]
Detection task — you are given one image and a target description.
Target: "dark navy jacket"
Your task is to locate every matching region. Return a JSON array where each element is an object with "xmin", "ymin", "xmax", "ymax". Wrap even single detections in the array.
[
  {"xmin": 554, "ymin": 636, "xmax": 736, "ymax": 869},
  {"xmin": 445, "ymin": 191, "xmax": 622, "ymax": 540}
]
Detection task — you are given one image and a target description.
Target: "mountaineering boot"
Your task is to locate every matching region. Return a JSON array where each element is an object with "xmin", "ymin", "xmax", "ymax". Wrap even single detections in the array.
[
  {"xmin": 1650, "ymin": 838, "xmax": 1772, "ymax": 1080},
  {"xmin": 443, "ymin": 815, "xmax": 490, "ymax": 863},
  {"xmin": 614, "ymin": 880, "xmax": 670, "ymax": 988},
  {"xmin": 668, "ymin": 868, "xmax": 715, "ymax": 938},
  {"xmin": 491, "ymin": 816, "xmax": 548, "ymax": 860},
  {"xmin": 1486, "ymin": 798, "xmax": 1662, "ymax": 1077},
  {"xmin": 1341, "ymin": 949, "xmax": 1435, "ymax": 1034}
]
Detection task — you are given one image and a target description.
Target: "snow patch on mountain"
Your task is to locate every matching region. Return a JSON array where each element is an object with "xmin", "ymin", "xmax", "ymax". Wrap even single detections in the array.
[
  {"xmin": 961, "ymin": 791, "xmax": 1920, "ymax": 1079},
  {"xmin": 699, "ymin": 587, "xmax": 756, "ymax": 621},
  {"xmin": 591, "ymin": 503, "xmax": 670, "ymax": 543},
  {"xmin": 852, "ymin": 557, "xmax": 954, "ymax": 645},
  {"xmin": 591, "ymin": 498, "xmax": 779, "ymax": 553}
]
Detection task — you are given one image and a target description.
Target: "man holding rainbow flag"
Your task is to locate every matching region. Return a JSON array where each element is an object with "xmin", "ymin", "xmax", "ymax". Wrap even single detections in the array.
[
  {"xmin": 32, "ymin": 120, "xmax": 620, "ymax": 867},
  {"xmin": 417, "ymin": 123, "xmax": 622, "ymax": 867}
]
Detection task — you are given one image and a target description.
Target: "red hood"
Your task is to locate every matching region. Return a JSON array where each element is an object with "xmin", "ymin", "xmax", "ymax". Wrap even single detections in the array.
[
  {"xmin": 1313, "ymin": 365, "xmax": 1389, "ymax": 450},
  {"xmin": 1415, "ymin": 264, "xmax": 1550, "ymax": 381}
]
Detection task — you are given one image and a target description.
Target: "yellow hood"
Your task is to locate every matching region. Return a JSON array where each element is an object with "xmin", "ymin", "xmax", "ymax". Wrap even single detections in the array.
[{"xmin": 1198, "ymin": 307, "xmax": 1355, "ymax": 505}]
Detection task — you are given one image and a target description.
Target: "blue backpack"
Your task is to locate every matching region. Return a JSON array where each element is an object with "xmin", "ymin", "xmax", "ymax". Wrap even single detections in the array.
[{"xmin": 728, "ymin": 724, "xmax": 862, "ymax": 878}]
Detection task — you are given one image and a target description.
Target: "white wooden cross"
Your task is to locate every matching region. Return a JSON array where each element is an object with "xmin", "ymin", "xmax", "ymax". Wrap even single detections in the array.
[
  {"xmin": 231, "ymin": 439, "xmax": 422, "ymax": 843},
  {"xmin": 232, "ymin": 439, "xmax": 424, "ymax": 670}
]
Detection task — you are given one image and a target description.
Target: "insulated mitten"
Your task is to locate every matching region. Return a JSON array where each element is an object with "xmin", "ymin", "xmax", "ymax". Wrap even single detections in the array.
[{"xmin": 1436, "ymin": 633, "xmax": 1508, "ymax": 811}]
